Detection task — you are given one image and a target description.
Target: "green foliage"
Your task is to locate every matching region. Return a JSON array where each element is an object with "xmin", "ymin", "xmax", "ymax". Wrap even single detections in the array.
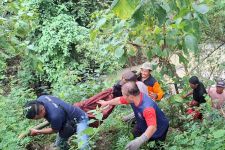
[
  {"xmin": 21, "ymin": 12, "xmax": 121, "ymax": 84},
  {"xmin": 94, "ymin": 105, "xmax": 132, "ymax": 150},
  {"xmin": 92, "ymin": 0, "xmax": 211, "ymax": 80},
  {"xmin": 202, "ymin": 0, "xmax": 225, "ymax": 42},
  {"xmin": 35, "ymin": 14, "xmax": 88, "ymax": 71},
  {"xmin": 0, "ymin": 0, "xmax": 224, "ymax": 149},
  {"xmin": 0, "ymin": 0, "xmax": 38, "ymax": 76},
  {"xmin": 115, "ymin": 135, "xmax": 130, "ymax": 150},
  {"xmin": 51, "ymin": 74, "xmax": 106, "ymax": 103},
  {"xmin": 36, "ymin": 0, "xmax": 112, "ymax": 26},
  {"xmin": 155, "ymin": 87, "xmax": 225, "ymax": 150},
  {"xmin": 184, "ymin": 34, "xmax": 198, "ymax": 53},
  {"xmin": 0, "ymin": 85, "xmax": 36, "ymax": 150},
  {"xmin": 112, "ymin": 0, "xmax": 140, "ymax": 20},
  {"xmin": 165, "ymin": 106, "xmax": 225, "ymax": 150}
]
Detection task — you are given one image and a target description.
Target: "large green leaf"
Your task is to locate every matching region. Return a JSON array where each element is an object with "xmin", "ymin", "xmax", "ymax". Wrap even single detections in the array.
[
  {"xmin": 151, "ymin": 45, "xmax": 161, "ymax": 56},
  {"xmin": 170, "ymin": 94, "xmax": 183, "ymax": 103},
  {"xmin": 131, "ymin": 1, "xmax": 147, "ymax": 25},
  {"xmin": 182, "ymin": 20, "xmax": 192, "ymax": 32},
  {"xmin": 83, "ymin": 127, "xmax": 95, "ymax": 135},
  {"xmin": 113, "ymin": 20, "xmax": 125, "ymax": 33},
  {"xmin": 95, "ymin": 113, "xmax": 103, "ymax": 121},
  {"xmin": 166, "ymin": 36, "xmax": 177, "ymax": 47},
  {"xmin": 213, "ymin": 130, "xmax": 225, "ymax": 138},
  {"xmin": 184, "ymin": 34, "xmax": 198, "ymax": 52},
  {"xmin": 198, "ymin": 14, "xmax": 209, "ymax": 26},
  {"xmin": 112, "ymin": 0, "xmax": 140, "ymax": 20},
  {"xmin": 155, "ymin": 4, "xmax": 167, "ymax": 26},
  {"xmin": 96, "ymin": 18, "xmax": 106, "ymax": 29},
  {"xmin": 192, "ymin": 4, "xmax": 209, "ymax": 14},
  {"xmin": 115, "ymin": 45, "xmax": 124, "ymax": 58}
]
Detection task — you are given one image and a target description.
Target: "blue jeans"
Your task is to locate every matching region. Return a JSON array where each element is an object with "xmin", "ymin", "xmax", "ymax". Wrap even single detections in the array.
[{"xmin": 54, "ymin": 115, "xmax": 90, "ymax": 150}]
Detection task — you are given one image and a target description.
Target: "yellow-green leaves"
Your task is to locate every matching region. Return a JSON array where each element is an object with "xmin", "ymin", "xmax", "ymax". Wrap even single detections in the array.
[
  {"xmin": 112, "ymin": 0, "xmax": 140, "ymax": 20},
  {"xmin": 90, "ymin": 29, "xmax": 98, "ymax": 41}
]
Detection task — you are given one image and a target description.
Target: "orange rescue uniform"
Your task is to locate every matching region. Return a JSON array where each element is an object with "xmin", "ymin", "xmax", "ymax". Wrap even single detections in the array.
[{"xmin": 141, "ymin": 75, "xmax": 164, "ymax": 101}]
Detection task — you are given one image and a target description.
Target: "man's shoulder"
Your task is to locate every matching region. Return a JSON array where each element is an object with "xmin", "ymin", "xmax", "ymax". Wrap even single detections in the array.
[
  {"xmin": 197, "ymin": 82, "xmax": 207, "ymax": 93},
  {"xmin": 208, "ymin": 86, "xmax": 216, "ymax": 92},
  {"xmin": 136, "ymin": 81, "xmax": 146, "ymax": 86},
  {"xmin": 199, "ymin": 82, "xmax": 206, "ymax": 89},
  {"xmin": 142, "ymin": 94, "xmax": 155, "ymax": 105},
  {"xmin": 144, "ymin": 76, "xmax": 157, "ymax": 85},
  {"xmin": 37, "ymin": 95, "xmax": 53, "ymax": 101},
  {"xmin": 37, "ymin": 95, "xmax": 48, "ymax": 103}
]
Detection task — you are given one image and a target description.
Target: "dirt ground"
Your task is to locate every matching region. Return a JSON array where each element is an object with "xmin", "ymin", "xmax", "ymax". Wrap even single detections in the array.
[{"xmin": 94, "ymin": 128, "xmax": 119, "ymax": 150}]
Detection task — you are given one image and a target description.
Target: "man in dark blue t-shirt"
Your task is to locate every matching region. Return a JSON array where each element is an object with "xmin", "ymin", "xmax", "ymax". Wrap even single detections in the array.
[{"xmin": 24, "ymin": 95, "xmax": 89, "ymax": 150}]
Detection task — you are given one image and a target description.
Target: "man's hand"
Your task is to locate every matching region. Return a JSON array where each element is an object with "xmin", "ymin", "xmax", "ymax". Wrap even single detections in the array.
[
  {"xmin": 125, "ymin": 134, "xmax": 148, "ymax": 150},
  {"xmin": 149, "ymin": 92, "xmax": 157, "ymax": 100},
  {"xmin": 189, "ymin": 100, "xmax": 199, "ymax": 107},
  {"xmin": 181, "ymin": 95, "xmax": 186, "ymax": 99},
  {"xmin": 30, "ymin": 129, "xmax": 40, "ymax": 136},
  {"xmin": 97, "ymin": 100, "xmax": 109, "ymax": 108}
]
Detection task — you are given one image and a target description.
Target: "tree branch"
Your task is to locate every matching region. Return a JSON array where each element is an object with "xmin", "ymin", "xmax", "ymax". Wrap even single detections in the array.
[{"xmin": 190, "ymin": 42, "xmax": 225, "ymax": 73}]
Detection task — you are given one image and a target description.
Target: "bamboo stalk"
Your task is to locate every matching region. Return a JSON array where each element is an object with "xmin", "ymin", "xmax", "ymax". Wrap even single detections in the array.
[{"xmin": 18, "ymin": 121, "xmax": 50, "ymax": 139}]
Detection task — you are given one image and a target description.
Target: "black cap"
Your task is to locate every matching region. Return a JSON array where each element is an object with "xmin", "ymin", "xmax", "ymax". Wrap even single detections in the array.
[
  {"xmin": 23, "ymin": 100, "xmax": 42, "ymax": 119},
  {"xmin": 189, "ymin": 76, "xmax": 200, "ymax": 84}
]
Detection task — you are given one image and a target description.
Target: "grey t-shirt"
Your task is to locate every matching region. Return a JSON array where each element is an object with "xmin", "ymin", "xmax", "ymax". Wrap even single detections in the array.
[{"xmin": 136, "ymin": 81, "xmax": 148, "ymax": 95}]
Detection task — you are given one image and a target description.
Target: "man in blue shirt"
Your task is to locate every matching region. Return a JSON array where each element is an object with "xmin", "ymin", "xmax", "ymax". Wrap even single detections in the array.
[
  {"xmin": 23, "ymin": 95, "xmax": 89, "ymax": 150},
  {"xmin": 98, "ymin": 82, "xmax": 169, "ymax": 150}
]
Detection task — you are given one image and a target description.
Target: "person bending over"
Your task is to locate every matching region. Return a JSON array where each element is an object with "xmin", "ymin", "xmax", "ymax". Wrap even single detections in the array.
[
  {"xmin": 23, "ymin": 95, "xmax": 89, "ymax": 150},
  {"xmin": 98, "ymin": 82, "xmax": 169, "ymax": 150}
]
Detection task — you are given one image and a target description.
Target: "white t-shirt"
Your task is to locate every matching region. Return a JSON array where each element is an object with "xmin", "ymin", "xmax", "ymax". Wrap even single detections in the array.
[{"xmin": 207, "ymin": 87, "xmax": 225, "ymax": 109}]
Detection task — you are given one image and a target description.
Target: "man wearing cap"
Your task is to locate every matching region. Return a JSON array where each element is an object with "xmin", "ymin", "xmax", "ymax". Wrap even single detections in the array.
[
  {"xmin": 137, "ymin": 62, "xmax": 164, "ymax": 101},
  {"xmin": 112, "ymin": 71, "xmax": 148, "ymax": 122},
  {"xmin": 112, "ymin": 71, "xmax": 148, "ymax": 98},
  {"xmin": 98, "ymin": 82, "xmax": 169, "ymax": 150},
  {"xmin": 207, "ymin": 80, "xmax": 225, "ymax": 115},
  {"xmin": 182, "ymin": 76, "xmax": 207, "ymax": 107},
  {"xmin": 23, "ymin": 95, "xmax": 89, "ymax": 150}
]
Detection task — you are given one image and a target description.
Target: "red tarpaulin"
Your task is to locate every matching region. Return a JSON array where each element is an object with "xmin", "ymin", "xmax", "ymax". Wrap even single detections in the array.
[{"xmin": 74, "ymin": 88, "xmax": 115, "ymax": 127}]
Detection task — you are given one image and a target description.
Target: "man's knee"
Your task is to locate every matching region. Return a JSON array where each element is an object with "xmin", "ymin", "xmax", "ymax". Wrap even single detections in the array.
[{"xmin": 54, "ymin": 135, "xmax": 69, "ymax": 150}]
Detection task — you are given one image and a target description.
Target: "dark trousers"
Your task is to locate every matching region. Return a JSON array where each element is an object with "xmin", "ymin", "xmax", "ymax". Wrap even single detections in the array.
[{"xmin": 132, "ymin": 125, "xmax": 169, "ymax": 149}]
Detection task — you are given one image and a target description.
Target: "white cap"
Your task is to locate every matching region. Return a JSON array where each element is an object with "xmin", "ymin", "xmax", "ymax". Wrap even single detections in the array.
[{"xmin": 141, "ymin": 62, "xmax": 153, "ymax": 70}]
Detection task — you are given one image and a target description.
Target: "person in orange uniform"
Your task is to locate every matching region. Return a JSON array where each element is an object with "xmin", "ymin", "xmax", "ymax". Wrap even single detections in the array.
[{"xmin": 137, "ymin": 62, "xmax": 164, "ymax": 101}]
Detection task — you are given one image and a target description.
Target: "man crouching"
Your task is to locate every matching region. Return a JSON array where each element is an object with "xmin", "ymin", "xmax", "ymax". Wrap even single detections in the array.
[{"xmin": 23, "ymin": 95, "xmax": 89, "ymax": 150}]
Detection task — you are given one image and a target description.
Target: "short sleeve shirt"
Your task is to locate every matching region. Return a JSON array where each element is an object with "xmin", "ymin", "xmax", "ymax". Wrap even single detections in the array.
[
  {"xmin": 208, "ymin": 87, "xmax": 225, "ymax": 109},
  {"xmin": 193, "ymin": 82, "xmax": 207, "ymax": 103},
  {"xmin": 119, "ymin": 94, "xmax": 157, "ymax": 126},
  {"xmin": 136, "ymin": 81, "xmax": 148, "ymax": 95},
  {"xmin": 37, "ymin": 95, "xmax": 86, "ymax": 131}
]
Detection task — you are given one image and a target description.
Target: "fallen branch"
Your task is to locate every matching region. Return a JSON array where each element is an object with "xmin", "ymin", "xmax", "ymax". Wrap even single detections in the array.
[{"xmin": 18, "ymin": 121, "xmax": 50, "ymax": 139}]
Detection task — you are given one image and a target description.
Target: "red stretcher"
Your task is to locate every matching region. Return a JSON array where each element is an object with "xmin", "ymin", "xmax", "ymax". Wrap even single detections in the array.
[{"xmin": 73, "ymin": 88, "xmax": 115, "ymax": 127}]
